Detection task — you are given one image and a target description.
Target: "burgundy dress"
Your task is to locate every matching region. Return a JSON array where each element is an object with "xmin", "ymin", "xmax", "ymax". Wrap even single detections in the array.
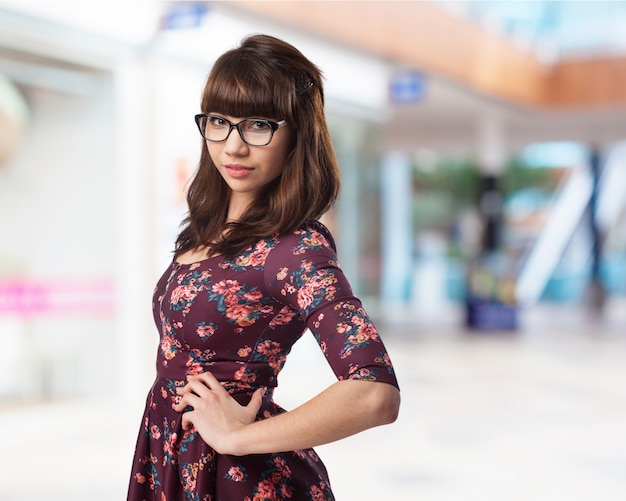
[{"xmin": 127, "ymin": 220, "xmax": 399, "ymax": 501}]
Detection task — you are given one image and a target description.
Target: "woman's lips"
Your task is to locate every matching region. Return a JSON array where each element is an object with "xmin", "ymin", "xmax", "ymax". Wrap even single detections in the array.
[{"xmin": 224, "ymin": 164, "xmax": 253, "ymax": 178}]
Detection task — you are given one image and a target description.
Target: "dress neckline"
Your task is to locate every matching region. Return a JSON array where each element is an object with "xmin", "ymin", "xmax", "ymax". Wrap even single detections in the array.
[{"xmin": 174, "ymin": 253, "xmax": 223, "ymax": 268}]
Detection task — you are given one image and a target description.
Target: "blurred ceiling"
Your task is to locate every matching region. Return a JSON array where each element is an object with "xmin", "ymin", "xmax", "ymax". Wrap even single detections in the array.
[
  {"xmin": 227, "ymin": 1, "xmax": 626, "ymax": 152},
  {"xmin": 404, "ymin": 0, "xmax": 626, "ymax": 149},
  {"xmin": 436, "ymin": 0, "xmax": 626, "ymax": 63},
  {"xmin": 1, "ymin": 1, "xmax": 625, "ymax": 154}
]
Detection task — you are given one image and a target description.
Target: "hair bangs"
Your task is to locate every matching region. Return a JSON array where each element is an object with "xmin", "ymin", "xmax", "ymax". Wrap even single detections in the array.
[{"xmin": 203, "ymin": 55, "xmax": 292, "ymax": 121}]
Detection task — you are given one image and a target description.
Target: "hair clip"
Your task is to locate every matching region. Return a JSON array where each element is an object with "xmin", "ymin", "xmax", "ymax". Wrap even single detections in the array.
[{"xmin": 296, "ymin": 80, "xmax": 314, "ymax": 96}]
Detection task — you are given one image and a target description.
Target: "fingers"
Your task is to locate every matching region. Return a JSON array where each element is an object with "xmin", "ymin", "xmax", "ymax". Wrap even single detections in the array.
[
  {"xmin": 177, "ymin": 372, "xmax": 225, "ymax": 398},
  {"xmin": 175, "ymin": 373, "xmax": 217, "ymax": 401},
  {"xmin": 195, "ymin": 371, "xmax": 224, "ymax": 392},
  {"xmin": 173, "ymin": 371, "xmax": 267, "ymax": 421},
  {"xmin": 173, "ymin": 375, "xmax": 207, "ymax": 411},
  {"xmin": 246, "ymin": 386, "xmax": 266, "ymax": 418},
  {"xmin": 173, "ymin": 390, "xmax": 200, "ymax": 413},
  {"xmin": 181, "ymin": 410, "xmax": 195, "ymax": 431},
  {"xmin": 173, "ymin": 372, "xmax": 229, "ymax": 414}
]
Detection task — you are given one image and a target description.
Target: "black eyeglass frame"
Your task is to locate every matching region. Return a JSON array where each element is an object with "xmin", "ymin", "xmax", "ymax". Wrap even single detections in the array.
[{"xmin": 194, "ymin": 114, "xmax": 287, "ymax": 146}]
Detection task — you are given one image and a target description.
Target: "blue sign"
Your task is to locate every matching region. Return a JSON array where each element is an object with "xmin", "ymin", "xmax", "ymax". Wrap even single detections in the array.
[
  {"xmin": 389, "ymin": 72, "xmax": 426, "ymax": 104},
  {"xmin": 161, "ymin": 2, "xmax": 209, "ymax": 30}
]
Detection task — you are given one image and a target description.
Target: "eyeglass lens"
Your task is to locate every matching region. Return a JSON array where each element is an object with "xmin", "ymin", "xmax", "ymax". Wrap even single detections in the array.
[{"xmin": 198, "ymin": 115, "xmax": 274, "ymax": 146}]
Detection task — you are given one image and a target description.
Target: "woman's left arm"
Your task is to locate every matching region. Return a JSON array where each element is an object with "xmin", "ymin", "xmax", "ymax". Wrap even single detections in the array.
[{"xmin": 174, "ymin": 373, "xmax": 400, "ymax": 456}]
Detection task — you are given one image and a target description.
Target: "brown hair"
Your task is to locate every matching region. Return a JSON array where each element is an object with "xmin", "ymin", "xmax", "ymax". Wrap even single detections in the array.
[{"xmin": 175, "ymin": 34, "xmax": 340, "ymax": 259}]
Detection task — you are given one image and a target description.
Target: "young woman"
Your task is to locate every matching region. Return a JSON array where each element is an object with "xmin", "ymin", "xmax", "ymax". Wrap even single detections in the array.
[{"xmin": 128, "ymin": 34, "xmax": 400, "ymax": 501}]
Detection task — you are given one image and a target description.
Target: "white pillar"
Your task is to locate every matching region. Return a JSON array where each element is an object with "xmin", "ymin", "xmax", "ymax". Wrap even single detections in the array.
[
  {"xmin": 380, "ymin": 151, "xmax": 413, "ymax": 306},
  {"xmin": 334, "ymin": 123, "xmax": 364, "ymax": 294},
  {"xmin": 113, "ymin": 59, "xmax": 157, "ymax": 402}
]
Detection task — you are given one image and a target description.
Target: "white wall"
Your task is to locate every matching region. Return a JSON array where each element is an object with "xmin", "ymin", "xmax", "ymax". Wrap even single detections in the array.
[{"xmin": 0, "ymin": 71, "xmax": 118, "ymax": 399}]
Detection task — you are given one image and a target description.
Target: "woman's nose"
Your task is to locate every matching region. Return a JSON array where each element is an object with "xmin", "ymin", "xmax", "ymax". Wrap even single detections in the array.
[{"xmin": 223, "ymin": 126, "xmax": 249, "ymax": 155}]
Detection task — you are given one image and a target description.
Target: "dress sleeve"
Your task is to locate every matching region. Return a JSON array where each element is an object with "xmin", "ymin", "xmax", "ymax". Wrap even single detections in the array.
[{"xmin": 265, "ymin": 221, "xmax": 399, "ymax": 389}]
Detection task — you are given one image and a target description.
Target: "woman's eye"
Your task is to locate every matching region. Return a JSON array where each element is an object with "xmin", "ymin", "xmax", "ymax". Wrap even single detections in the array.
[
  {"xmin": 250, "ymin": 120, "xmax": 270, "ymax": 131},
  {"xmin": 208, "ymin": 116, "xmax": 226, "ymax": 127}
]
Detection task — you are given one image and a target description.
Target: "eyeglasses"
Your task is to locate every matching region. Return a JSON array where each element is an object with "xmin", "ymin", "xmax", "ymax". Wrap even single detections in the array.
[{"xmin": 194, "ymin": 114, "xmax": 287, "ymax": 147}]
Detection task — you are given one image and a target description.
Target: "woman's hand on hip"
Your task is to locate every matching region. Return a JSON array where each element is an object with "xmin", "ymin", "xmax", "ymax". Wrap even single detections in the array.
[{"xmin": 173, "ymin": 371, "xmax": 266, "ymax": 455}]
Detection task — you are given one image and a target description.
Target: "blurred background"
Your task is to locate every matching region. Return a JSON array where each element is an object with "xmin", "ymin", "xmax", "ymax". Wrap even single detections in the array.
[{"xmin": 0, "ymin": 1, "xmax": 625, "ymax": 500}]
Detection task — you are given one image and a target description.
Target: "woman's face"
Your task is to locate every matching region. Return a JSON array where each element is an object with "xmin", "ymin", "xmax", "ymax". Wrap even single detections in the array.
[{"xmin": 206, "ymin": 113, "xmax": 293, "ymax": 207}]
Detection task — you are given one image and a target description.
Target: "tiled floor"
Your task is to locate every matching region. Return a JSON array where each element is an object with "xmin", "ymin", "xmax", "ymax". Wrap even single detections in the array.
[{"xmin": 1, "ymin": 301, "xmax": 625, "ymax": 500}]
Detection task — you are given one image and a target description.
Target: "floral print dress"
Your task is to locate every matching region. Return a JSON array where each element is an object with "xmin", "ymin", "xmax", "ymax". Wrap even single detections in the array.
[{"xmin": 128, "ymin": 220, "xmax": 399, "ymax": 501}]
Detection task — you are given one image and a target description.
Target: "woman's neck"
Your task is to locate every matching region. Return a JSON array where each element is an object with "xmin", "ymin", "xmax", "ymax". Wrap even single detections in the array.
[{"xmin": 227, "ymin": 193, "xmax": 253, "ymax": 222}]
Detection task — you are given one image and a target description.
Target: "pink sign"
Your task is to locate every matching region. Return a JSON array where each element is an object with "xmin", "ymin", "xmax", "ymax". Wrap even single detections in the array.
[{"xmin": 0, "ymin": 278, "xmax": 115, "ymax": 316}]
